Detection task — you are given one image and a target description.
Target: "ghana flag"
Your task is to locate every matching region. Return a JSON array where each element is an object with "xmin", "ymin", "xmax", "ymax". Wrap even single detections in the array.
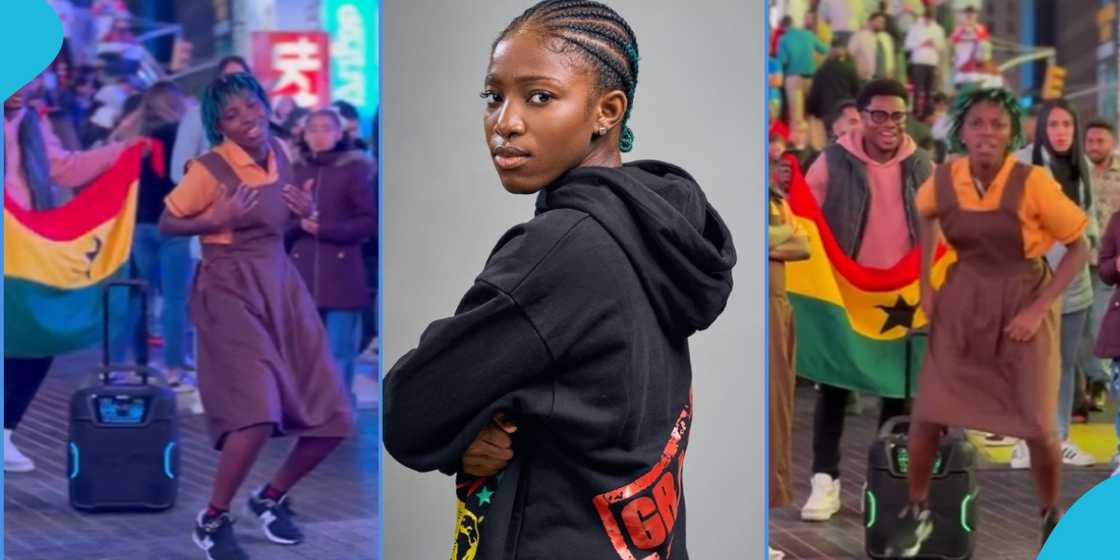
[
  {"xmin": 4, "ymin": 141, "xmax": 156, "ymax": 358},
  {"xmin": 784, "ymin": 174, "xmax": 955, "ymax": 398}
]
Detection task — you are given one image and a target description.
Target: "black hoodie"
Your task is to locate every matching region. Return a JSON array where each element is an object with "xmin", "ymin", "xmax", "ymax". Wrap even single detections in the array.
[{"xmin": 384, "ymin": 160, "xmax": 736, "ymax": 560}]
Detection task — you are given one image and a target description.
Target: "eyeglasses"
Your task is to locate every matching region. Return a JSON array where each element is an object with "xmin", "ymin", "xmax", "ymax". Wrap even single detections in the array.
[{"xmin": 863, "ymin": 110, "xmax": 907, "ymax": 124}]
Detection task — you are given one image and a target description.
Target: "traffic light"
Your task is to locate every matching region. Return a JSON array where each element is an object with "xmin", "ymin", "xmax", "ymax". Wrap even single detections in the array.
[
  {"xmin": 169, "ymin": 38, "xmax": 193, "ymax": 73},
  {"xmin": 1042, "ymin": 63, "xmax": 1066, "ymax": 100}
]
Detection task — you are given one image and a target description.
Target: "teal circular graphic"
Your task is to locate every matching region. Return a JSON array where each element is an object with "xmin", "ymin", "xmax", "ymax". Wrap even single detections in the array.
[
  {"xmin": 0, "ymin": 1, "xmax": 63, "ymax": 103},
  {"xmin": 1039, "ymin": 475, "xmax": 1120, "ymax": 558}
]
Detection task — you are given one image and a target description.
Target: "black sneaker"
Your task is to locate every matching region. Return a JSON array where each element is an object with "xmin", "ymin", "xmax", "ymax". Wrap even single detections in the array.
[
  {"xmin": 1041, "ymin": 508, "xmax": 1062, "ymax": 549},
  {"xmin": 248, "ymin": 489, "xmax": 303, "ymax": 545},
  {"xmin": 193, "ymin": 510, "xmax": 249, "ymax": 560},
  {"xmin": 884, "ymin": 503, "xmax": 935, "ymax": 558}
]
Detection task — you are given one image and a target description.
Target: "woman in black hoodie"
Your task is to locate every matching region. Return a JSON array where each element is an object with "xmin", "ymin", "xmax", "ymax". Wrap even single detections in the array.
[{"xmin": 383, "ymin": 2, "xmax": 736, "ymax": 559}]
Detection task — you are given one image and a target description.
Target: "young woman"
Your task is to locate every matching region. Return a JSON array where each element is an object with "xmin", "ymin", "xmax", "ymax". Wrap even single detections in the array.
[
  {"xmin": 158, "ymin": 74, "xmax": 353, "ymax": 560},
  {"xmin": 890, "ymin": 88, "xmax": 1089, "ymax": 556},
  {"xmin": 107, "ymin": 81, "xmax": 195, "ymax": 388},
  {"xmin": 383, "ymin": 2, "xmax": 736, "ymax": 558},
  {"xmin": 289, "ymin": 109, "xmax": 375, "ymax": 404},
  {"xmin": 1011, "ymin": 98, "xmax": 1100, "ymax": 467},
  {"xmin": 768, "ymin": 154, "xmax": 810, "ymax": 560}
]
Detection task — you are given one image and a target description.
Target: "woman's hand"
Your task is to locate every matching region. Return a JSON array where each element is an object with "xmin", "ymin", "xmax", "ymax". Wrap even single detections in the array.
[
  {"xmin": 462, "ymin": 412, "xmax": 518, "ymax": 477},
  {"xmin": 1005, "ymin": 303, "xmax": 1047, "ymax": 342},
  {"xmin": 300, "ymin": 217, "xmax": 320, "ymax": 235},
  {"xmin": 283, "ymin": 178, "xmax": 315, "ymax": 219},
  {"xmin": 202, "ymin": 184, "xmax": 259, "ymax": 229}
]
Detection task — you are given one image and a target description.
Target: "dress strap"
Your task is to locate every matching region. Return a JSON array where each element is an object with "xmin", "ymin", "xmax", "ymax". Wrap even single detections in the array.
[
  {"xmin": 194, "ymin": 151, "xmax": 242, "ymax": 193},
  {"xmin": 269, "ymin": 138, "xmax": 292, "ymax": 185},
  {"xmin": 999, "ymin": 162, "xmax": 1031, "ymax": 215},
  {"xmin": 934, "ymin": 161, "xmax": 958, "ymax": 216}
]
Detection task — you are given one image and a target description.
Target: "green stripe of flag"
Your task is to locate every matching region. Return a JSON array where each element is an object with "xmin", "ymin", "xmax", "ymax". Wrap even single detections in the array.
[
  {"xmin": 5, "ymin": 265, "xmax": 131, "ymax": 359},
  {"xmin": 788, "ymin": 294, "xmax": 927, "ymax": 398}
]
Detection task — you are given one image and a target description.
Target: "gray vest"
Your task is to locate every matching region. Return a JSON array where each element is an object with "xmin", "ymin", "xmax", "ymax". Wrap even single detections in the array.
[{"xmin": 820, "ymin": 142, "xmax": 931, "ymax": 259}]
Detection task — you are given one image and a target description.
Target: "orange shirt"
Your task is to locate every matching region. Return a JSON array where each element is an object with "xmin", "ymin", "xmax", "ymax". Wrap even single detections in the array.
[
  {"xmin": 915, "ymin": 155, "xmax": 1087, "ymax": 258},
  {"xmin": 164, "ymin": 138, "xmax": 293, "ymax": 245}
]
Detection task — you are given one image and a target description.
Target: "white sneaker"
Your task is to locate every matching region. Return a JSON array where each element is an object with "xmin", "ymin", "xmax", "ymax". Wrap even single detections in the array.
[
  {"xmin": 1060, "ymin": 441, "xmax": 1096, "ymax": 466},
  {"xmin": 800, "ymin": 473, "xmax": 841, "ymax": 521},
  {"xmin": 4, "ymin": 429, "xmax": 35, "ymax": 473},
  {"xmin": 769, "ymin": 546, "xmax": 786, "ymax": 560},
  {"xmin": 982, "ymin": 433, "xmax": 1018, "ymax": 447},
  {"xmin": 1010, "ymin": 440, "xmax": 1031, "ymax": 469}
]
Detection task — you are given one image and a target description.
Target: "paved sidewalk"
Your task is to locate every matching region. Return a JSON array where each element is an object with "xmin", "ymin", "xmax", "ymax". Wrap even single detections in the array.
[{"xmin": 770, "ymin": 384, "xmax": 1112, "ymax": 560}]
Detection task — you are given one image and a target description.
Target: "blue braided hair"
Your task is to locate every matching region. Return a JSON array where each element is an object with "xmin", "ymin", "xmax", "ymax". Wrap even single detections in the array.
[
  {"xmin": 495, "ymin": 0, "xmax": 640, "ymax": 152},
  {"xmin": 200, "ymin": 72, "xmax": 271, "ymax": 146}
]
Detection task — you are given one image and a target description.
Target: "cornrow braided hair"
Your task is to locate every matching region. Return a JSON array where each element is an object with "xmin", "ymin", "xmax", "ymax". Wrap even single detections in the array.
[
  {"xmin": 200, "ymin": 72, "xmax": 272, "ymax": 146},
  {"xmin": 495, "ymin": 0, "xmax": 640, "ymax": 152},
  {"xmin": 947, "ymin": 87, "xmax": 1024, "ymax": 155}
]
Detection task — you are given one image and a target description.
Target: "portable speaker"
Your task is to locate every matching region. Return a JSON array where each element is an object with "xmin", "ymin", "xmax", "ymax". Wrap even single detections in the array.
[{"xmin": 68, "ymin": 280, "xmax": 180, "ymax": 512}]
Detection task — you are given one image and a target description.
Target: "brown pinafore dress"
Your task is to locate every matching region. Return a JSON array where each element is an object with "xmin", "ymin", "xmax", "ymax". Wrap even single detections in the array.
[
  {"xmin": 911, "ymin": 162, "xmax": 1060, "ymax": 439},
  {"xmin": 191, "ymin": 139, "xmax": 355, "ymax": 449},
  {"xmin": 768, "ymin": 191, "xmax": 796, "ymax": 508}
]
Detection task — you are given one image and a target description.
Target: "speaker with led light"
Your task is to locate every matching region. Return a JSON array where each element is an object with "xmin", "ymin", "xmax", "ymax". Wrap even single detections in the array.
[
  {"xmin": 68, "ymin": 280, "xmax": 180, "ymax": 512},
  {"xmin": 863, "ymin": 332, "xmax": 978, "ymax": 559}
]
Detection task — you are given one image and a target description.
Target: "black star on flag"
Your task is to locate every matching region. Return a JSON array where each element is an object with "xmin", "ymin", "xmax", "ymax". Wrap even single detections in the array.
[{"xmin": 875, "ymin": 295, "xmax": 918, "ymax": 334}]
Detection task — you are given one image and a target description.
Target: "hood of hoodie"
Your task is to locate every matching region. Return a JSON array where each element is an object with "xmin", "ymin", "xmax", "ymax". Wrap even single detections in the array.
[
  {"xmin": 838, "ymin": 128, "xmax": 917, "ymax": 168},
  {"xmin": 534, "ymin": 160, "xmax": 736, "ymax": 339},
  {"xmin": 297, "ymin": 147, "xmax": 370, "ymax": 168}
]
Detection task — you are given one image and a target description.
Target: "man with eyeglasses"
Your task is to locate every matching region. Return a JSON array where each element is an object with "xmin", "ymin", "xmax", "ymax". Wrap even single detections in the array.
[{"xmin": 798, "ymin": 79, "xmax": 932, "ymax": 523}]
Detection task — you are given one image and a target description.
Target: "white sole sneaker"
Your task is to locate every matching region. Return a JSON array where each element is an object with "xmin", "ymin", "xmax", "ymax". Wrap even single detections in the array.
[
  {"xmin": 800, "ymin": 500, "xmax": 841, "ymax": 521},
  {"xmin": 245, "ymin": 502, "xmax": 300, "ymax": 545},
  {"xmin": 1061, "ymin": 443, "xmax": 1096, "ymax": 467},
  {"xmin": 4, "ymin": 460, "xmax": 35, "ymax": 473},
  {"xmin": 191, "ymin": 532, "xmax": 217, "ymax": 560}
]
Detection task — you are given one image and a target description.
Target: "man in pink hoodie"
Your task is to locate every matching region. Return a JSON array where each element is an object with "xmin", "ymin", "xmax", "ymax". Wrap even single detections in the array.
[{"xmin": 798, "ymin": 79, "xmax": 932, "ymax": 522}]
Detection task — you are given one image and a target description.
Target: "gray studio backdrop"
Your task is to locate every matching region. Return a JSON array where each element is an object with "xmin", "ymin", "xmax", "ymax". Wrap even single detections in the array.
[{"xmin": 380, "ymin": 1, "xmax": 765, "ymax": 557}]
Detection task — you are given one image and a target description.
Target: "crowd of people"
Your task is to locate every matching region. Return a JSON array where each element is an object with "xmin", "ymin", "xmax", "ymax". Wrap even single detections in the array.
[
  {"xmin": 768, "ymin": 1, "xmax": 1120, "ymax": 559},
  {"xmin": 4, "ymin": 4, "xmax": 377, "ymax": 557}
]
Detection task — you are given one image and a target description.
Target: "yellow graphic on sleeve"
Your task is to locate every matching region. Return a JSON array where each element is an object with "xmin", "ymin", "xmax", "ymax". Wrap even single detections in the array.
[{"xmin": 451, "ymin": 499, "xmax": 483, "ymax": 560}]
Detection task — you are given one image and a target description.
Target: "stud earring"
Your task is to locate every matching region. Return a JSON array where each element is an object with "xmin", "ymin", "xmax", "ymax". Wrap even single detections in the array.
[{"xmin": 597, "ymin": 126, "xmax": 608, "ymax": 136}]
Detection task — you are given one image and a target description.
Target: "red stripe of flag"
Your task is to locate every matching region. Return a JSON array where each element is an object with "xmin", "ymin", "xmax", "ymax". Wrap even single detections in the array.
[
  {"xmin": 4, "ymin": 140, "xmax": 160, "ymax": 242},
  {"xmin": 786, "ymin": 173, "xmax": 947, "ymax": 292}
]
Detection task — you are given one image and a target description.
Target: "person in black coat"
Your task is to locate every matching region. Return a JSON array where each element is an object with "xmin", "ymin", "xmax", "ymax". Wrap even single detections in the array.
[{"xmin": 806, "ymin": 37, "xmax": 861, "ymax": 141}]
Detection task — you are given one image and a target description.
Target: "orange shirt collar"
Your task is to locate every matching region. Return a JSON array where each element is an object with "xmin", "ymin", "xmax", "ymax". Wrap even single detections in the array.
[{"xmin": 216, "ymin": 138, "xmax": 278, "ymax": 177}]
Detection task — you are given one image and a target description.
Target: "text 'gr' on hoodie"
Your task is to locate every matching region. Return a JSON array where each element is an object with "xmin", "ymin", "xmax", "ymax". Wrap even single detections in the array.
[{"xmin": 383, "ymin": 160, "xmax": 736, "ymax": 560}]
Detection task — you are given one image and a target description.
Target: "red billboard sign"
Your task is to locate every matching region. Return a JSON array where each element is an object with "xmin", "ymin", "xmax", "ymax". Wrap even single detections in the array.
[{"xmin": 251, "ymin": 31, "xmax": 331, "ymax": 109}]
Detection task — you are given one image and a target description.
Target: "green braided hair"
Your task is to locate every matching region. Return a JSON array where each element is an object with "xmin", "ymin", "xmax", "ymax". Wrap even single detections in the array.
[
  {"xmin": 494, "ymin": 0, "xmax": 640, "ymax": 152},
  {"xmin": 200, "ymin": 72, "xmax": 272, "ymax": 146},
  {"xmin": 947, "ymin": 87, "xmax": 1025, "ymax": 155}
]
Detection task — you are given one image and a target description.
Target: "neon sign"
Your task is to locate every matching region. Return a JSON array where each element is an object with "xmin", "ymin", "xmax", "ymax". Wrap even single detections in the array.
[{"xmin": 323, "ymin": 0, "xmax": 378, "ymax": 137}]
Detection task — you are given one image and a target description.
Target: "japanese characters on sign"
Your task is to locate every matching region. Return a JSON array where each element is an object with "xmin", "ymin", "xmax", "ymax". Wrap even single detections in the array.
[{"xmin": 251, "ymin": 31, "xmax": 331, "ymax": 109}]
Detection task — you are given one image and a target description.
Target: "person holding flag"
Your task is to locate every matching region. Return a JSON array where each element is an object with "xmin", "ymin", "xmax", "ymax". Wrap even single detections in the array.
[
  {"xmin": 795, "ymin": 78, "xmax": 932, "ymax": 522},
  {"xmin": 3, "ymin": 71, "xmax": 147, "ymax": 473}
]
